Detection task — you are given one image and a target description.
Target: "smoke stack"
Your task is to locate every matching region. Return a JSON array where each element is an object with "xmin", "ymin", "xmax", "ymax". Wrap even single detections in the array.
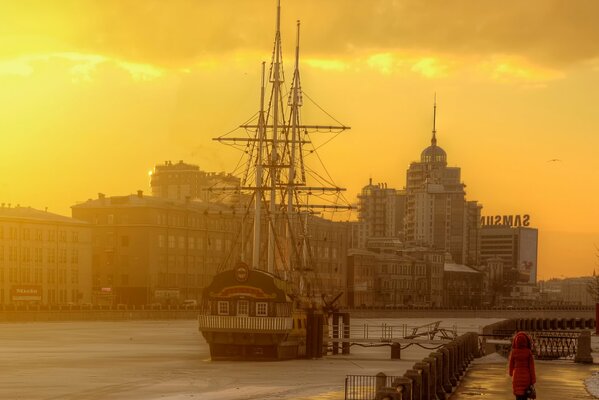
[{"xmin": 137, "ymin": 190, "xmax": 143, "ymax": 198}]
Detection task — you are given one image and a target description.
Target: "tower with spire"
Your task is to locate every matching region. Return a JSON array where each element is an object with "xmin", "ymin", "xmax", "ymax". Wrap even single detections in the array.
[{"xmin": 404, "ymin": 98, "xmax": 481, "ymax": 265}]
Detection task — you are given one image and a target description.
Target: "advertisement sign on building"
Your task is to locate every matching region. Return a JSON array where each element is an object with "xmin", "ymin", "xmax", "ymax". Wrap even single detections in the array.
[
  {"xmin": 518, "ymin": 228, "xmax": 538, "ymax": 284},
  {"xmin": 11, "ymin": 285, "xmax": 42, "ymax": 302}
]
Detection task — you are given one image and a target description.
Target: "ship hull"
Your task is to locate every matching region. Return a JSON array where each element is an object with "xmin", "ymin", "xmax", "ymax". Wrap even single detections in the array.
[{"xmin": 202, "ymin": 331, "xmax": 305, "ymax": 361}]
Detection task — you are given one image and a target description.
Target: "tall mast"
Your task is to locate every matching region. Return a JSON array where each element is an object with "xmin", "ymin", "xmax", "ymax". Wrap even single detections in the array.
[
  {"xmin": 253, "ymin": 62, "xmax": 267, "ymax": 269},
  {"xmin": 286, "ymin": 20, "xmax": 301, "ymax": 270},
  {"xmin": 287, "ymin": 20, "xmax": 300, "ymax": 216},
  {"xmin": 268, "ymin": 0, "xmax": 283, "ymax": 273}
]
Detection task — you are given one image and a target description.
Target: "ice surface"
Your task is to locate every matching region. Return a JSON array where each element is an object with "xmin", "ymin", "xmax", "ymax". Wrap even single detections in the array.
[{"xmin": 0, "ymin": 317, "xmax": 503, "ymax": 399}]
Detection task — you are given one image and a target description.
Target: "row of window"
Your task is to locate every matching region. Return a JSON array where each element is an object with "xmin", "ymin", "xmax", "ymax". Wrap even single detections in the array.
[
  {"xmin": 0, "ymin": 247, "xmax": 79, "ymax": 265},
  {"xmin": 217, "ymin": 300, "xmax": 268, "ymax": 317},
  {"xmin": 0, "ymin": 227, "xmax": 79, "ymax": 243},
  {"xmin": 0, "ymin": 267, "xmax": 80, "ymax": 284},
  {"xmin": 157, "ymin": 235, "xmax": 231, "ymax": 251}
]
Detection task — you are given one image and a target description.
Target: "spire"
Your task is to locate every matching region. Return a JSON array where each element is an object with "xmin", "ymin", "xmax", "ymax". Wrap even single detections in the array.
[{"xmin": 431, "ymin": 93, "xmax": 437, "ymax": 146}]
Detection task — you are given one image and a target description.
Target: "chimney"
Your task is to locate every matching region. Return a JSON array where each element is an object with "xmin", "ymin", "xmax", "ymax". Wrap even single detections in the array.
[{"xmin": 137, "ymin": 190, "xmax": 144, "ymax": 198}]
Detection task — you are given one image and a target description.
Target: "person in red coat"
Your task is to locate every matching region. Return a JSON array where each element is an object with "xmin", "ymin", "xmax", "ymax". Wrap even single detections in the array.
[{"xmin": 509, "ymin": 331, "xmax": 536, "ymax": 399}]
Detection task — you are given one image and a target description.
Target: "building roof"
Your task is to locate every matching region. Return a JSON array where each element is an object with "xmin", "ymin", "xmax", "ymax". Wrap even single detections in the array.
[
  {"xmin": 0, "ymin": 206, "xmax": 88, "ymax": 225},
  {"xmin": 71, "ymin": 193, "xmax": 236, "ymax": 213},
  {"xmin": 444, "ymin": 263, "xmax": 481, "ymax": 274}
]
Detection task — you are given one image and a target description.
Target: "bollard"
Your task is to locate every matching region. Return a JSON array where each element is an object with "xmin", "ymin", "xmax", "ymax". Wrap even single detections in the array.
[
  {"xmin": 574, "ymin": 331, "xmax": 594, "ymax": 364},
  {"xmin": 447, "ymin": 343, "xmax": 459, "ymax": 385},
  {"xmin": 414, "ymin": 362, "xmax": 431, "ymax": 400},
  {"xmin": 392, "ymin": 377, "xmax": 413, "ymax": 400},
  {"xmin": 423, "ymin": 357, "xmax": 439, "ymax": 400},
  {"xmin": 376, "ymin": 372, "xmax": 387, "ymax": 393},
  {"xmin": 481, "ymin": 322, "xmax": 496, "ymax": 355},
  {"xmin": 404, "ymin": 369, "xmax": 422, "ymax": 400},
  {"xmin": 391, "ymin": 342, "xmax": 402, "ymax": 360},
  {"xmin": 439, "ymin": 348, "xmax": 453, "ymax": 393},
  {"xmin": 430, "ymin": 352, "xmax": 447, "ymax": 399}
]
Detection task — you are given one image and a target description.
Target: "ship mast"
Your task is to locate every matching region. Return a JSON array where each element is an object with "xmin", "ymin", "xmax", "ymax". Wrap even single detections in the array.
[
  {"xmin": 268, "ymin": 0, "xmax": 283, "ymax": 274},
  {"xmin": 285, "ymin": 20, "xmax": 301, "ymax": 272},
  {"xmin": 252, "ymin": 62, "xmax": 267, "ymax": 269}
]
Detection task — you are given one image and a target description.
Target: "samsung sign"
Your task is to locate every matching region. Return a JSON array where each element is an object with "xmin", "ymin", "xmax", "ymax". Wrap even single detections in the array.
[{"xmin": 481, "ymin": 214, "xmax": 530, "ymax": 227}]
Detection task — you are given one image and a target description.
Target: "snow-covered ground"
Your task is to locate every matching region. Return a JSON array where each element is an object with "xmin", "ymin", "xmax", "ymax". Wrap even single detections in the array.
[
  {"xmin": 0, "ymin": 317, "xmax": 502, "ymax": 399},
  {"xmin": 584, "ymin": 334, "xmax": 599, "ymax": 398}
]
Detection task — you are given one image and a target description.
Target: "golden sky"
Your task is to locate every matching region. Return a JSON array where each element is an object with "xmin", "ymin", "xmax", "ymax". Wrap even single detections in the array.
[{"xmin": 1, "ymin": 0, "xmax": 598, "ymax": 278}]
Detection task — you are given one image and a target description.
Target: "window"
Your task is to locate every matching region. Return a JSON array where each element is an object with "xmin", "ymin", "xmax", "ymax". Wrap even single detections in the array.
[
  {"xmin": 158, "ymin": 235, "xmax": 165, "ymax": 248},
  {"xmin": 71, "ymin": 231, "xmax": 78, "ymax": 243},
  {"xmin": 217, "ymin": 301, "xmax": 229, "ymax": 315},
  {"xmin": 256, "ymin": 302, "xmax": 268, "ymax": 317},
  {"xmin": 71, "ymin": 249, "xmax": 78, "ymax": 264},
  {"xmin": 168, "ymin": 235, "xmax": 175, "ymax": 248},
  {"xmin": 178, "ymin": 236, "xmax": 185, "ymax": 249},
  {"xmin": 237, "ymin": 300, "xmax": 249, "ymax": 316}
]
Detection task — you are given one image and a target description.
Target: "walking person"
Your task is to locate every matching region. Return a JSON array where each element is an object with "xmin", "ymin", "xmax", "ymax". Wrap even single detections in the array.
[{"xmin": 509, "ymin": 331, "xmax": 536, "ymax": 399}]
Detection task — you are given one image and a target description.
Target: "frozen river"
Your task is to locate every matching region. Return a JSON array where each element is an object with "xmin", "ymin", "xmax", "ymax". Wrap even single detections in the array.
[{"xmin": 0, "ymin": 318, "xmax": 502, "ymax": 399}]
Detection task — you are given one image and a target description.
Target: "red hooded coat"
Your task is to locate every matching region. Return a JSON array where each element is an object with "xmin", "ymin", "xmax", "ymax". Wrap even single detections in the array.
[{"xmin": 509, "ymin": 332, "xmax": 536, "ymax": 396}]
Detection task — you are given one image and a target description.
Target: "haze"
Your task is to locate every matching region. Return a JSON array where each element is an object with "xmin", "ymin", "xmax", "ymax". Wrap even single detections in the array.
[{"xmin": 1, "ymin": 0, "xmax": 598, "ymax": 279}]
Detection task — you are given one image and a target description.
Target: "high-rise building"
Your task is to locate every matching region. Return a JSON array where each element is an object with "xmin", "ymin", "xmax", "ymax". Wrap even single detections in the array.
[
  {"xmin": 479, "ymin": 225, "xmax": 538, "ymax": 284},
  {"xmin": 404, "ymin": 103, "xmax": 481, "ymax": 264},
  {"xmin": 356, "ymin": 179, "xmax": 406, "ymax": 248},
  {"xmin": 150, "ymin": 160, "xmax": 240, "ymax": 203},
  {"xmin": 0, "ymin": 205, "xmax": 92, "ymax": 305}
]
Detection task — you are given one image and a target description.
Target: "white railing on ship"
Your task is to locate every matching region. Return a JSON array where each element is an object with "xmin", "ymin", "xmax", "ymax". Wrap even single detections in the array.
[{"xmin": 198, "ymin": 315, "xmax": 293, "ymax": 332}]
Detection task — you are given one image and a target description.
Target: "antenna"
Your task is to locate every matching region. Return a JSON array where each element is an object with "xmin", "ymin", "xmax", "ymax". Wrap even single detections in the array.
[{"xmin": 432, "ymin": 93, "xmax": 437, "ymax": 146}]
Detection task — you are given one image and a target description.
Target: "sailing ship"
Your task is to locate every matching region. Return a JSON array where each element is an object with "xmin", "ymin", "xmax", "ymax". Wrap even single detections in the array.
[{"xmin": 197, "ymin": 0, "xmax": 350, "ymax": 361}]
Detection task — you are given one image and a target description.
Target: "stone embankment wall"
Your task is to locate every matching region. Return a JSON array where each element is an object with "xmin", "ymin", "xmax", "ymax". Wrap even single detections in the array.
[
  {"xmin": 347, "ymin": 307, "xmax": 593, "ymax": 319},
  {"xmin": 0, "ymin": 309, "xmax": 199, "ymax": 322}
]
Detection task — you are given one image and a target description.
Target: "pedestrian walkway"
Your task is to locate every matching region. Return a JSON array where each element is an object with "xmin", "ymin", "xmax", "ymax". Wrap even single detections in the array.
[{"xmin": 451, "ymin": 354, "xmax": 597, "ymax": 399}]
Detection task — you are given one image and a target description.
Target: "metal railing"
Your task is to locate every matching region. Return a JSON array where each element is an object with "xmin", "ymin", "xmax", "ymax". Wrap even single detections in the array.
[
  {"xmin": 198, "ymin": 314, "xmax": 293, "ymax": 332},
  {"xmin": 331, "ymin": 322, "xmax": 457, "ymax": 342},
  {"xmin": 345, "ymin": 374, "xmax": 401, "ymax": 400}
]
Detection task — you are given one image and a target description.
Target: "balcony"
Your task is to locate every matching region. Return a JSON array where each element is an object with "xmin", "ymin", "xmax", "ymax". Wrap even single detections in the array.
[{"xmin": 198, "ymin": 315, "xmax": 293, "ymax": 333}]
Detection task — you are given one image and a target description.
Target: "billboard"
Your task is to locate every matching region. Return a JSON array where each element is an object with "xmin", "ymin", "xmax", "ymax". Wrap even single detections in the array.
[
  {"xmin": 518, "ymin": 228, "xmax": 538, "ymax": 284},
  {"xmin": 11, "ymin": 285, "xmax": 42, "ymax": 302}
]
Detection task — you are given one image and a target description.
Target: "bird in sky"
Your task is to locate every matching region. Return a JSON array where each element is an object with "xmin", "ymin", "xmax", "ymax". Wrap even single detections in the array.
[{"xmin": 547, "ymin": 159, "xmax": 562, "ymax": 162}]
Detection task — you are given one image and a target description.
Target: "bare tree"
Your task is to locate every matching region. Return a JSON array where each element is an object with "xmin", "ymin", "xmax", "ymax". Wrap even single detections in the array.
[{"xmin": 587, "ymin": 245, "xmax": 599, "ymax": 302}]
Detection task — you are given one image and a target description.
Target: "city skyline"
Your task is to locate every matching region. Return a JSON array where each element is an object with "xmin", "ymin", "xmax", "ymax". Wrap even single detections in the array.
[{"xmin": 1, "ymin": 1, "xmax": 598, "ymax": 278}]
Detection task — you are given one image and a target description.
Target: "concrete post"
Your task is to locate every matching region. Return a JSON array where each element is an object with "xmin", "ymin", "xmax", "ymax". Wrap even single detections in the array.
[
  {"xmin": 439, "ymin": 348, "xmax": 453, "ymax": 393},
  {"xmin": 430, "ymin": 352, "xmax": 447, "ymax": 399},
  {"xmin": 391, "ymin": 342, "xmax": 401, "ymax": 360},
  {"xmin": 376, "ymin": 372, "xmax": 387, "ymax": 393},
  {"xmin": 574, "ymin": 331, "xmax": 594, "ymax": 364},
  {"xmin": 423, "ymin": 357, "xmax": 439, "ymax": 400},
  {"xmin": 414, "ymin": 362, "xmax": 430, "ymax": 400},
  {"xmin": 392, "ymin": 377, "xmax": 412, "ymax": 400},
  {"xmin": 404, "ymin": 369, "xmax": 422, "ymax": 400}
]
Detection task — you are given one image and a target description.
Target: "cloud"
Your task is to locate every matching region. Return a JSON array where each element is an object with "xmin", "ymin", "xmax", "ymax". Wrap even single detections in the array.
[
  {"xmin": 0, "ymin": 52, "xmax": 164, "ymax": 82},
  {"xmin": 1, "ymin": 0, "xmax": 596, "ymax": 87}
]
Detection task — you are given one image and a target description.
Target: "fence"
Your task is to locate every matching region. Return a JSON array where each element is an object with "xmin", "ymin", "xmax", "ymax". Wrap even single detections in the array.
[
  {"xmin": 345, "ymin": 374, "xmax": 401, "ymax": 400},
  {"xmin": 344, "ymin": 332, "xmax": 480, "ymax": 400}
]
